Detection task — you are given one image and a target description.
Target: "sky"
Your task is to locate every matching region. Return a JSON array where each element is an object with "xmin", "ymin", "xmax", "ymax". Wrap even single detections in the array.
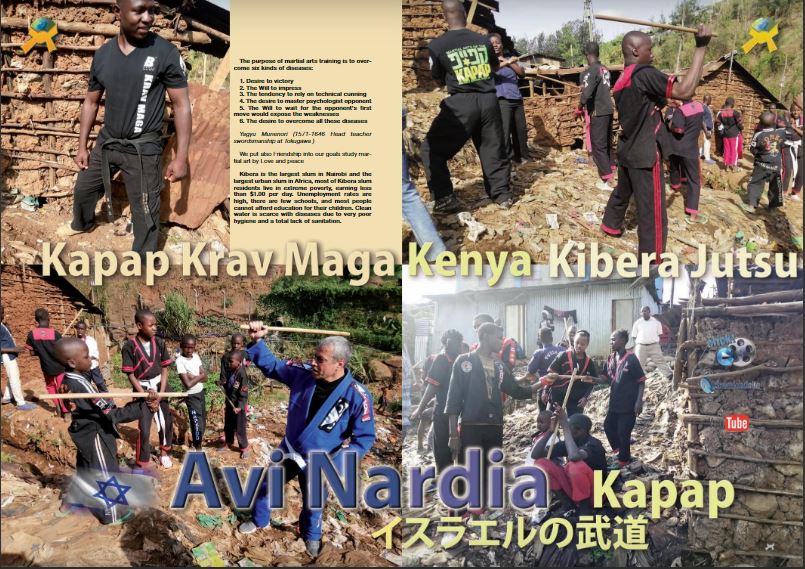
[
  {"xmin": 402, "ymin": 271, "xmax": 456, "ymax": 305},
  {"xmin": 494, "ymin": 0, "xmax": 717, "ymax": 42}
]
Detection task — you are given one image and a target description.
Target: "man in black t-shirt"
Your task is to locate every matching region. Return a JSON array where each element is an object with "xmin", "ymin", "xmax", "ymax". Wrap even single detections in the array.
[
  {"xmin": 577, "ymin": 42, "xmax": 615, "ymax": 189},
  {"xmin": 57, "ymin": 0, "xmax": 191, "ymax": 254},
  {"xmin": 421, "ymin": 0, "xmax": 512, "ymax": 213},
  {"xmin": 600, "ymin": 27, "xmax": 711, "ymax": 258},
  {"xmin": 410, "ymin": 329, "xmax": 464, "ymax": 474}
]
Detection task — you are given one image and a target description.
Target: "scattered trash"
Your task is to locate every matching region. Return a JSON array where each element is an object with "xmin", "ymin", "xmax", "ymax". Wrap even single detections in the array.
[
  {"xmin": 546, "ymin": 213, "xmax": 559, "ymax": 229},
  {"xmin": 20, "ymin": 196, "xmax": 39, "ymax": 212},
  {"xmin": 196, "ymin": 513, "xmax": 224, "ymax": 529},
  {"xmin": 237, "ymin": 558, "xmax": 257, "ymax": 567},
  {"xmin": 191, "ymin": 542, "xmax": 226, "ymax": 567},
  {"xmin": 457, "ymin": 211, "xmax": 487, "ymax": 242},
  {"xmin": 582, "ymin": 211, "xmax": 598, "ymax": 224}
]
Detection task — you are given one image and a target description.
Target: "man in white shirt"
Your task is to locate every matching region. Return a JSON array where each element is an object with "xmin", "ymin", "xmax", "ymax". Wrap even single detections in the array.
[
  {"xmin": 76, "ymin": 322, "xmax": 108, "ymax": 392},
  {"xmin": 631, "ymin": 306, "xmax": 666, "ymax": 373}
]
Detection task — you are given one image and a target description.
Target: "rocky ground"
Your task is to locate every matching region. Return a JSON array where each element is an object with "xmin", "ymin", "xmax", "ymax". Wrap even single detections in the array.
[
  {"xmin": 1, "ymin": 373, "xmax": 402, "ymax": 566},
  {"xmin": 0, "ymin": 197, "xmax": 230, "ymax": 265},
  {"xmin": 401, "ymin": 361, "xmax": 712, "ymax": 567},
  {"xmin": 403, "ymin": 91, "xmax": 804, "ymax": 263}
]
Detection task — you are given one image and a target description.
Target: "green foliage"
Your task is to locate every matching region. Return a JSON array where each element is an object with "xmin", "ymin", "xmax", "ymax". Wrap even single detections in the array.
[
  {"xmin": 514, "ymin": 20, "xmax": 601, "ymax": 67},
  {"xmin": 521, "ymin": 0, "xmax": 802, "ymax": 104},
  {"xmin": 184, "ymin": 50, "xmax": 226, "ymax": 88},
  {"xmin": 256, "ymin": 275, "xmax": 402, "ymax": 353},
  {"xmin": 197, "ymin": 314, "xmax": 241, "ymax": 335},
  {"xmin": 156, "ymin": 292, "xmax": 197, "ymax": 339}
]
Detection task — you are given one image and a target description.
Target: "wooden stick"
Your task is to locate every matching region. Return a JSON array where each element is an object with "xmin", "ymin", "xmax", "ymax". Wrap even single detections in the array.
[
  {"xmin": 239, "ymin": 324, "xmax": 350, "ymax": 337},
  {"xmin": 686, "ymin": 364, "xmax": 803, "ymax": 383},
  {"xmin": 692, "ymin": 301, "xmax": 803, "ymax": 316},
  {"xmin": 1, "ymin": 17, "xmax": 211, "ymax": 45},
  {"xmin": 1, "ymin": 67, "xmax": 90, "ymax": 74},
  {"xmin": 690, "ymin": 511, "xmax": 801, "ymax": 527},
  {"xmin": 62, "ymin": 308, "xmax": 85, "ymax": 335},
  {"xmin": 688, "ymin": 448, "xmax": 802, "ymax": 466},
  {"xmin": 5, "ymin": 154, "xmax": 79, "ymax": 171},
  {"xmin": 731, "ymin": 484, "xmax": 803, "ymax": 497},
  {"xmin": 594, "ymin": 13, "xmax": 718, "ymax": 36},
  {"xmin": 730, "ymin": 550, "xmax": 804, "ymax": 560},
  {"xmin": 1, "ymin": 92, "xmax": 85, "ymax": 101},
  {"xmin": 701, "ymin": 289, "xmax": 803, "ymax": 306},
  {"xmin": 682, "ymin": 414, "xmax": 803, "ymax": 429},
  {"xmin": 37, "ymin": 391, "xmax": 188, "ymax": 400},
  {"xmin": 547, "ymin": 368, "xmax": 576, "ymax": 460},
  {"xmin": 2, "ymin": 43, "xmax": 100, "ymax": 52}
]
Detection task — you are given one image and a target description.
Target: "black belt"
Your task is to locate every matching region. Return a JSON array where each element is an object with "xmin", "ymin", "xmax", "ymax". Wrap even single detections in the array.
[{"xmin": 100, "ymin": 132, "xmax": 162, "ymax": 228}]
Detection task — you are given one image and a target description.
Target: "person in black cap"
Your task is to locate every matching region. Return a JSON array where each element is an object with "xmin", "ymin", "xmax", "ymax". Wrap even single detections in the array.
[{"xmin": 421, "ymin": 0, "xmax": 513, "ymax": 213}]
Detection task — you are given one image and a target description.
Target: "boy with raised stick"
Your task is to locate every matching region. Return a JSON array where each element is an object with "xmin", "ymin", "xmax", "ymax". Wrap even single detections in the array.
[{"xmin": 600, "ymin": 25, "xmax": 712, "ymax": 258}]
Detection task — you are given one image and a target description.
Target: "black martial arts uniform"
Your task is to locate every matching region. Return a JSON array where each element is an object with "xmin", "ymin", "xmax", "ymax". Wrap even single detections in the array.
[
  {"xmin": 421, "ymin": 28, "xmax": 511, "ymax": 204},
  {"xmin": 579, "ymin": 62, "xmax": 615, "ymax": 181},
  {"xmin": 222, "ymin": 364, "xmax": 250, "ymax": 451},
  {"xmin": 423, "ymin": 351, "xmax": 456, "ymax": 474},
  {"xmin": 600, "ymin": 350, "xmax": 645, "ymax": 464},
  {"xmin": 71, "ymin": 33, "xmax": 187, "ymax": 253},
  {"xmin": 601, "ymin": 64, "xmax": 676, "ymax": 257},
  {"xmin": 63, "ymin": 370, "xmax": 145, "ymax": 523},
  {"xmin": 542, "ymin": 349, "xmax": 598, "ymax": 417},
  {"xmin": 444, "ymin": 351, "xmax": 535, "ymax": 508},
  {"xmin": 747, "ymin": 127, "xmax": 786, "ymax": 208},
  {"xmin": 666, "ymin": 101, "xmax": 705, "ymax": 216},
  {"xmin": 121, "ymin": 335, "xmax": 173, "ymax": 466}
]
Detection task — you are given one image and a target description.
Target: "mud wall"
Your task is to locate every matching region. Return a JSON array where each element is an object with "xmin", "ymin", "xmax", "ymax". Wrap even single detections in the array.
[
  {"xmin": 0, "ymin": 0, "xmax": 216, "ymax": 200},
  {"xmin": 0, "ymin": 265, "xmax": 107, "ymax": 380},
  {"xmin": 681, "ymin": 305, "xmax": 803, "ymax": 565},
  {"xmin": 402, "ymin": 0, "xmax": 512, "ymax": 92}
]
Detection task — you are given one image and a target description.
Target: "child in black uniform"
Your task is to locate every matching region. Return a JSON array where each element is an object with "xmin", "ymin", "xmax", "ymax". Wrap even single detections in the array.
[
  {"xmin": 56, "ymin": 337, "xmax": 155, "ymax": 524},
  {"xmin": 219, "ymin": 350, "xmax": 250, "ymax": 459},
  {"xmin": 121, "ymin": 309, "xmax": 173, "ymax": 469},
  {"xmin": 666, "ymin": 98, "xmax": 707, "ymax": 223},
  {"xmin": 743, "ymin": 111, "xmax": 786, "ymax": 213}
]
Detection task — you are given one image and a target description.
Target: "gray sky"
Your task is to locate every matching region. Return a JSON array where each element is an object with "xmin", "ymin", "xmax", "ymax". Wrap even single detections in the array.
[{"xmin": 495, "ymin": 0, "xmax": 716, "ymax": 41}]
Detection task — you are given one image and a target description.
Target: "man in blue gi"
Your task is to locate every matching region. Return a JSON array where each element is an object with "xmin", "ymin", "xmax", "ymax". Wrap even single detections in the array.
[{"xmin": 238, "ymin": 323, "xmax": 376, "ymax": 558}]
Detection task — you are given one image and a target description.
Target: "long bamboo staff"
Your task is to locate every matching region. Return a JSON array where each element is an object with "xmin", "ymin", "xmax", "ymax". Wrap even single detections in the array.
[
  {"xmin": 37, "ymin": 391, "xmax": 188, "ymax": 400},
  {"xmin": 594, "ymin": 14, "xmax": 718, "ymax": 37},
  {"xmin": 239, "ymin": 324, "xmax": 350, "ymax": 337},
  {"xmin": 546, "ymin": 367, "xmax": 577, "ymax": 459}
]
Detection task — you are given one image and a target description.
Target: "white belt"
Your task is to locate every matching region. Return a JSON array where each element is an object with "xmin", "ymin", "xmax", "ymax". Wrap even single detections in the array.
[
  {"xmin": 139, "ymin": 376, "xmax": 161, "ymax": 390},
  {"xmin": 283, "ymin": 437, "xmax": 307, "ymax": 470}
]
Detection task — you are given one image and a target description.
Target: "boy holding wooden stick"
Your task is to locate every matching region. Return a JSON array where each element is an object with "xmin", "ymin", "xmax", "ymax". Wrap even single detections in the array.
[
  {"xmin": 219, "ymin": 350, "xmax": 250, "ymax": 459},
  {"xmin": 56, "ymin": 337, "xmax": 156, "ymax": 523},
  {"xmin": 600, "ymin": 25, "xmax": 712, "ymax": 258},
  {"xmin": 121, "ymin": 309, "xmax": 173, "ymax": 469}
]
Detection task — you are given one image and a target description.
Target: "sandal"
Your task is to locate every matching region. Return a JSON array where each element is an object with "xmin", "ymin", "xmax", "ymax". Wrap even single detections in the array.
[{"xmin": 684, "ymin": 213, "xmax": 709, "ymax": 224}]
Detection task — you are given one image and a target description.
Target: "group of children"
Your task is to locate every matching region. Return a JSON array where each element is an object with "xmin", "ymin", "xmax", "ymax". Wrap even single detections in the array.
[{"xmin": 1, "ymin": 306, "xmax": 258, "ymax": 482}]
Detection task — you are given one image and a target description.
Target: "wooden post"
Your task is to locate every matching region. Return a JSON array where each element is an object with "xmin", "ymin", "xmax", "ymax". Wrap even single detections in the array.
[
  {"xmin": 209, "ymin": 49, "xmax": 230, "ymax": 91},
  {"xmin": 529, "ymin": 78, "xmax": 534, "ymax": 97},
  {"xmin": 466, "ymin": 0, "xmax": 479, "ymax": 25},
  {"xmin": 43, "ymin": 51, "xmax": 56, "ymax": 190}
]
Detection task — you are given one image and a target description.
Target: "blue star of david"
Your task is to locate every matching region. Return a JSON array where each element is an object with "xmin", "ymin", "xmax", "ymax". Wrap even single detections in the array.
[{"xmin": 93, "ymin": 476, "xmax": 132, "ymax": 507}]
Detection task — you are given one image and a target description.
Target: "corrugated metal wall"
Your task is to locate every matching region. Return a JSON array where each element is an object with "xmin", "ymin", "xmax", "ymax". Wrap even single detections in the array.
[{"xmin": 429, "ymin": 280, "xmax": 658, "ymax": 357}]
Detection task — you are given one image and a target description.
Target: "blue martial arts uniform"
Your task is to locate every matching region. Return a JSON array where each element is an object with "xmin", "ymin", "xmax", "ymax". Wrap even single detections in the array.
[{"xmin": 246, "ymin": 340, "xmax": 376, "ymax": 540}]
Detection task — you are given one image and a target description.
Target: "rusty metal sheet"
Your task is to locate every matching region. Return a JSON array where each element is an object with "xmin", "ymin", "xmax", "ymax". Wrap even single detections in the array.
[{"xmin": 160, "ymin": 83, "xmax": 229, "ymax": 229}]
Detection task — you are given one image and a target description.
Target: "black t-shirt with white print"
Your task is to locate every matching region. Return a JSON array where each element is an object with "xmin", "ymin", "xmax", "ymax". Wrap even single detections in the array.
[{"xmin": 89, "ymin": 33, "xmax": 187, "ymax": 155}]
